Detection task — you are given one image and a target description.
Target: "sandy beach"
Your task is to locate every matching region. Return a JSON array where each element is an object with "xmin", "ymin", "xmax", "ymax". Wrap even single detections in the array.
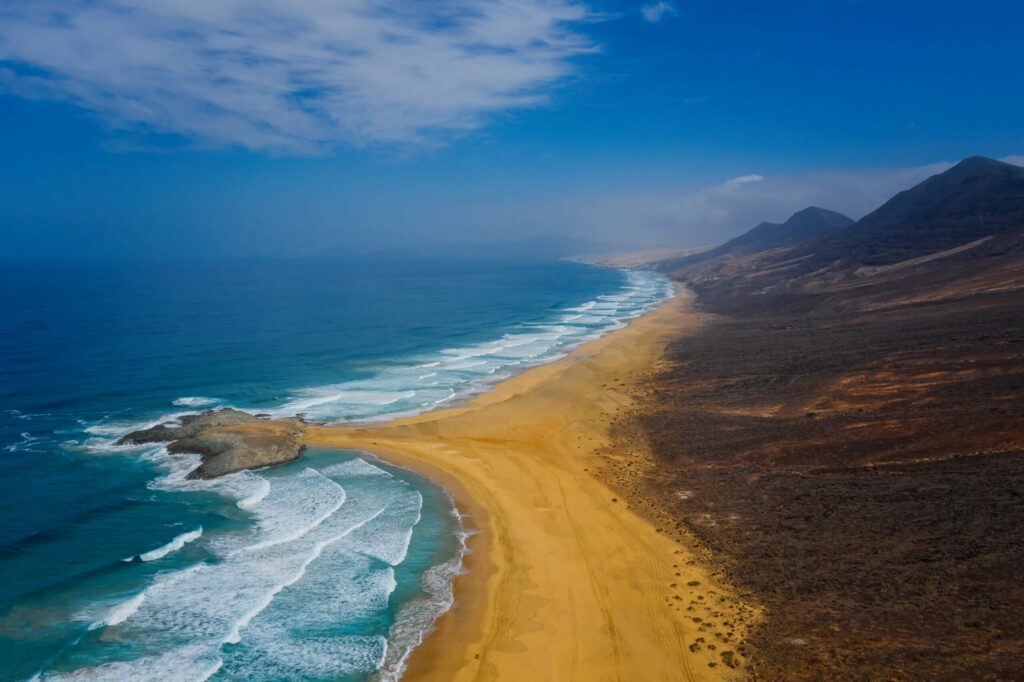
[{"xmin": 307, "ymin": 285, "xmax": 754, "ymax": 680}]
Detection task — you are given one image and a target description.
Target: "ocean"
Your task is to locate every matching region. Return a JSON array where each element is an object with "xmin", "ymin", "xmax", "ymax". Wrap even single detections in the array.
[{"xmin": 0, "ymin": 258, "xmax": 672, "ymax": 681}]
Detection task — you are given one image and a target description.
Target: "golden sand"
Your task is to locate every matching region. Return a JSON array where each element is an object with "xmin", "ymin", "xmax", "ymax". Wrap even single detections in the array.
[{"xmin": 307, "ymin": 287, "xmax": 751, "ymax": 681}]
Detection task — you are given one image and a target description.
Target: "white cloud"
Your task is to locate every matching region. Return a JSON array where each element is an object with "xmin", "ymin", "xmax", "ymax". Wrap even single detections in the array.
[
  {"xmin": 1001, "ymin": 155, "xmax": 1024, "ymax": 167},
  {"xmin": 0, "ymin": 0, "xmax": 594, "ymax": 152},
  {"xmin": 641, "ymin": 2, "xmax": 678, "ymax": 23},
  {"xmin": 725, "ymin": 174, "xmax": 765, "ymax": 185}
]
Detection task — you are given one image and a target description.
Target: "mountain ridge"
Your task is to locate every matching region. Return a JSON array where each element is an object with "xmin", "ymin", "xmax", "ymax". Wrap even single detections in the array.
[
  {"xmin": 816, "ymin": 155, "xmax": 1024, "ymax": 266},
  {"xmin": 657, "ymin": 205, "xmax": 853, "ymax": 272},
  {"xmin": 661, "ymin": 156, "xmax": 1024, "ymax": 307}
]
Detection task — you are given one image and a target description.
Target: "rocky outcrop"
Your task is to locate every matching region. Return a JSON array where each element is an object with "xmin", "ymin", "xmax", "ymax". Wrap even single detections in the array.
[
  {"xmin": 117, "ymin": 408, "xmax": 260, "ymax": 445},
  {"xmin": 118, "ymin": 408, "xmax": 306, "ymax": 479}
]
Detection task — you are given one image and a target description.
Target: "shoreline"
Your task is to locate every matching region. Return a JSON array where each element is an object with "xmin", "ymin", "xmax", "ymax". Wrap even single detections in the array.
[
  {"xmin": 355, "ymin": 444, "xmax": 494, "ymax": 681},
  {"xmin": 307, "ymin": 284, "xmax": 755, "ymax": 680}
]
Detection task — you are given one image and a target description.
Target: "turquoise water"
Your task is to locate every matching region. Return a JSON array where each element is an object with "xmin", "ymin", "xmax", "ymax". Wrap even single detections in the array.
[{"xmin": 0, "ymin": 258, "xmax": 671, "ymax": 680}]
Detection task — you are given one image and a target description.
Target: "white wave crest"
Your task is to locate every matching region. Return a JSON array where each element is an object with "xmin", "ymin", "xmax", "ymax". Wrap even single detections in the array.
[
  {"xmin": 74, "ymin": 270, "xmax": 671, "ymax": 437},
  {"xmin": 379, "ymin": 491, "xmax": 470, "ymax": 682},
  {"xmin": 37, "ymin": 645, "xmax": 223, "ymax": 682},
  {"xmin": 321, "ymin": 457, "xmax": 393, "ymax": 479},
  {"xmin": 89, "ymin": 593, "xmax": 146, "ymax": 630},
  {"xmin": 236, "ymin": 474, "xmax": 271, "ymax": 510},
  {"xmin": 262, "ymin": 269, "xmax": 672, "ymax": 424},
  {"xmin": 171, "ymin": 396, "xmax": 219, "ymax": 407},
  {"xmin": 56, "ymin": 269, "xmax": 670, "ymax": 679},
  {"xmin": 138, "ymin": 528, "xmax": 203, "ymax": 562}
]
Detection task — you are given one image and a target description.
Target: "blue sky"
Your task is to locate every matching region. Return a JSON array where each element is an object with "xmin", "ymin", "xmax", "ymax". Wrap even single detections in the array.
[{"xmin": 0, "ymin": 0, "xmax": 1021, "ymax": 258}]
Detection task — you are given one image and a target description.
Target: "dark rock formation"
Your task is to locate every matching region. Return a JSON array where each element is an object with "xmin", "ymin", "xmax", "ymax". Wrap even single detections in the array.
[
  {"xmin": 117, "ymin": 408, "xmax": 259, "ymax": 445},
  {"xmin": 118, "ymin": 408, "xmax": 306, "ymax": 479}
]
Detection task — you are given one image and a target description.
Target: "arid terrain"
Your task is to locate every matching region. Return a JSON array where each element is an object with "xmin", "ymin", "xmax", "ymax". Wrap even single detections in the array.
[{"xmin": 608, "ymin": 157, "xmax": 1024, "ymax": 680}]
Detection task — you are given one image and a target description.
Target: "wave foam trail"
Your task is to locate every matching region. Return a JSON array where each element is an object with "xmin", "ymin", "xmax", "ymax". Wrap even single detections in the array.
[
  {"xmin": 48, "ymin": 458, "xmax": 430, "ymax": 680},
  {"xmin": 89, "ymin": 593, "xmax": 146, "ymax": 630},
  {"xmin": 379, "ymin": 495, "xmax": 470, "ymax": 682},
  {"xmin": 236, "ymin": 474, "xmax": 271, "ymax": 510},
  {"xmin": 39, "ymin": 646, "xmax": 224, "ymax": 682},
  {"xmin": 4, "ymin": 431, "xmax": 43, "ymax": 453},
  {"xmin": 235, "ymin": 469, "xmax": 346, "ymax": 553},
  {"xmin": 76, "ymin": 270, "xmax": 670, "ymax": 439},
  {"xmin": 54, "ymin": 269, "xmax": 669, "ymax": 679},
  {"xmin": 138, "ymin": 528, "xmax": 203, "ymax": 562},
  {"xmin": 171, "ymin": 396, "xmax": 220, "ymax": 407},
  {"xmin": 219, "ymin": 633, "xmax": 388, "ymax": 681},
  {"xmin": 144, "ymin": 450, "xmax": 270, "ymax": 505},
  {"xmin": 216, "ymin": 462, "xmax": 420, "ymax": 679},
  {"xmin": 263, "ymin": 269, "xmax": 672, "ymax": 424},
  {"xmin": 344, "ymin": 488, "xmax": 422, "ymax": 567},
  {"xmin": 322, "ymin": 457, "xmax": 393, "ymax": 479},
  {"xmin": 217, "ymin": 550, "xmax": 395, "ymax": 679}
]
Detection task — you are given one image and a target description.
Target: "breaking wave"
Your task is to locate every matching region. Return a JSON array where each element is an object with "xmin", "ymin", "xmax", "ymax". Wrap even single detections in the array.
[{"xmin": 34, "ymin": 268, "xmax": 672, "ymax": 681}]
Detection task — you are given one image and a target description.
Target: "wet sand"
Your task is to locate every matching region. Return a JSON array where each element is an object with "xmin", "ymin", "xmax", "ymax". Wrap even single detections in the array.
[{"xmin": 306, "ymin": 286, "xmax": 754, "ymax": 680}]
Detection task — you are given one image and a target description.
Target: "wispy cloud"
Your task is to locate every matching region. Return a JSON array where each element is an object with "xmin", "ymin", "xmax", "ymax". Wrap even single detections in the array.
[
  {"xmin": 725, "ymin": 174, "xmax": 765, "ymax": 185},
  {"xmin": 0, "ymin": 0, "xmax": 594, "ymax": 153},
  {"xmin": 640, "ymin": 2, "xmax": 678, "ymax": 23}
]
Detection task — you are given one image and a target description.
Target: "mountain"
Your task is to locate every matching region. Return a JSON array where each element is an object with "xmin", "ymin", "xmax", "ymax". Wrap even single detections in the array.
[
  {"xmin": 710, "ymin": 206, "xmax": 853, "ymax": 257},
  {"xmin": 661, "ymin": 156, "xmax": 1024, "ymax": 312},
  {"xmin": 634, "ymin": 156, "xmax": 1024, "ymax": 682},
  {"xmin": 657, "ymin": 206, "xmax": 852, "ymax": 272},
  {"xmin": 815, "ymin": 155, "xmax": 1024, "ymax": 266}
]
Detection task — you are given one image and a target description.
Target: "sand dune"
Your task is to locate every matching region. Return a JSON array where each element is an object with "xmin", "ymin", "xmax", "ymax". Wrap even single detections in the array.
[{"xmin": 307, "ymin": 287, "xmax": 755, "ymax": 680}]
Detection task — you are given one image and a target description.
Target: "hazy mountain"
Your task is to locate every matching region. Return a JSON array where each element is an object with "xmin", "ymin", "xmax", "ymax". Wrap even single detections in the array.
[
  {"xmin": 657, "ymin": 206, "xmax": 852, "ymax": 272},
  {"xmin": 710, "ymin": 206, "xmax": 853, "ymax": 257}
]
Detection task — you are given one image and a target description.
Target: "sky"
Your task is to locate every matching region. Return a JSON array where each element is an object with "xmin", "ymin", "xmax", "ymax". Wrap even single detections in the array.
[{"xmin": 0, "ymin": 0, "xmax": 1022, "ymax": 259}]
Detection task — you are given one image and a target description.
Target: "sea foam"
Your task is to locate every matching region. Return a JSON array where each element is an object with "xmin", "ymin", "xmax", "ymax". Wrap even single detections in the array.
[
  {"xmin": 52, "ymin": 458, "xmax": 425, "ymax": 680},
  {"xmin": 379, "ymin": 502, "xmax": 471, "ymax": 682},
  {"xmin": 171, "ymin": 397, "xmax": 220, "ymax": 407},
  {"xmin": 56, "ymin": 269, "xmax": 672, "ymax": 680},
  {"xmin": 79, "ymin": 269, "xmax": 671, "ymax": 439},
  {"xmin": 88, "ymin": 593, "xmax": 147, "ymax": 630},
  {"xmin": 138, "ymin": 527, "xmax": 203, "ymax": 562},
  {"xmin": 263, "ymin": 269, "xmax": 673, "ymax": 424}
]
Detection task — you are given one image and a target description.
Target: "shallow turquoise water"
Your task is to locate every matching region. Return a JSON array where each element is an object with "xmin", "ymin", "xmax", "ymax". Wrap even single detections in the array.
[{"xmin": 0, "ymin": 258, "xmax": 671, "ymax": 680}]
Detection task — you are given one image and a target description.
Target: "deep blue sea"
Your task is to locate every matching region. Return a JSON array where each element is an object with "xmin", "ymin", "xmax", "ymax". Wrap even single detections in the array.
[{"xmin": 0, "ymin": 258, "xmax": 671, "ymax": 681}]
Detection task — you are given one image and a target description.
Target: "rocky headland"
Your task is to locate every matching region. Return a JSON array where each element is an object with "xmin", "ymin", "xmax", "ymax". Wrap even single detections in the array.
[{"xmin": 117, "ymin": 408, "xmax": 306, "ymax": 479}]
